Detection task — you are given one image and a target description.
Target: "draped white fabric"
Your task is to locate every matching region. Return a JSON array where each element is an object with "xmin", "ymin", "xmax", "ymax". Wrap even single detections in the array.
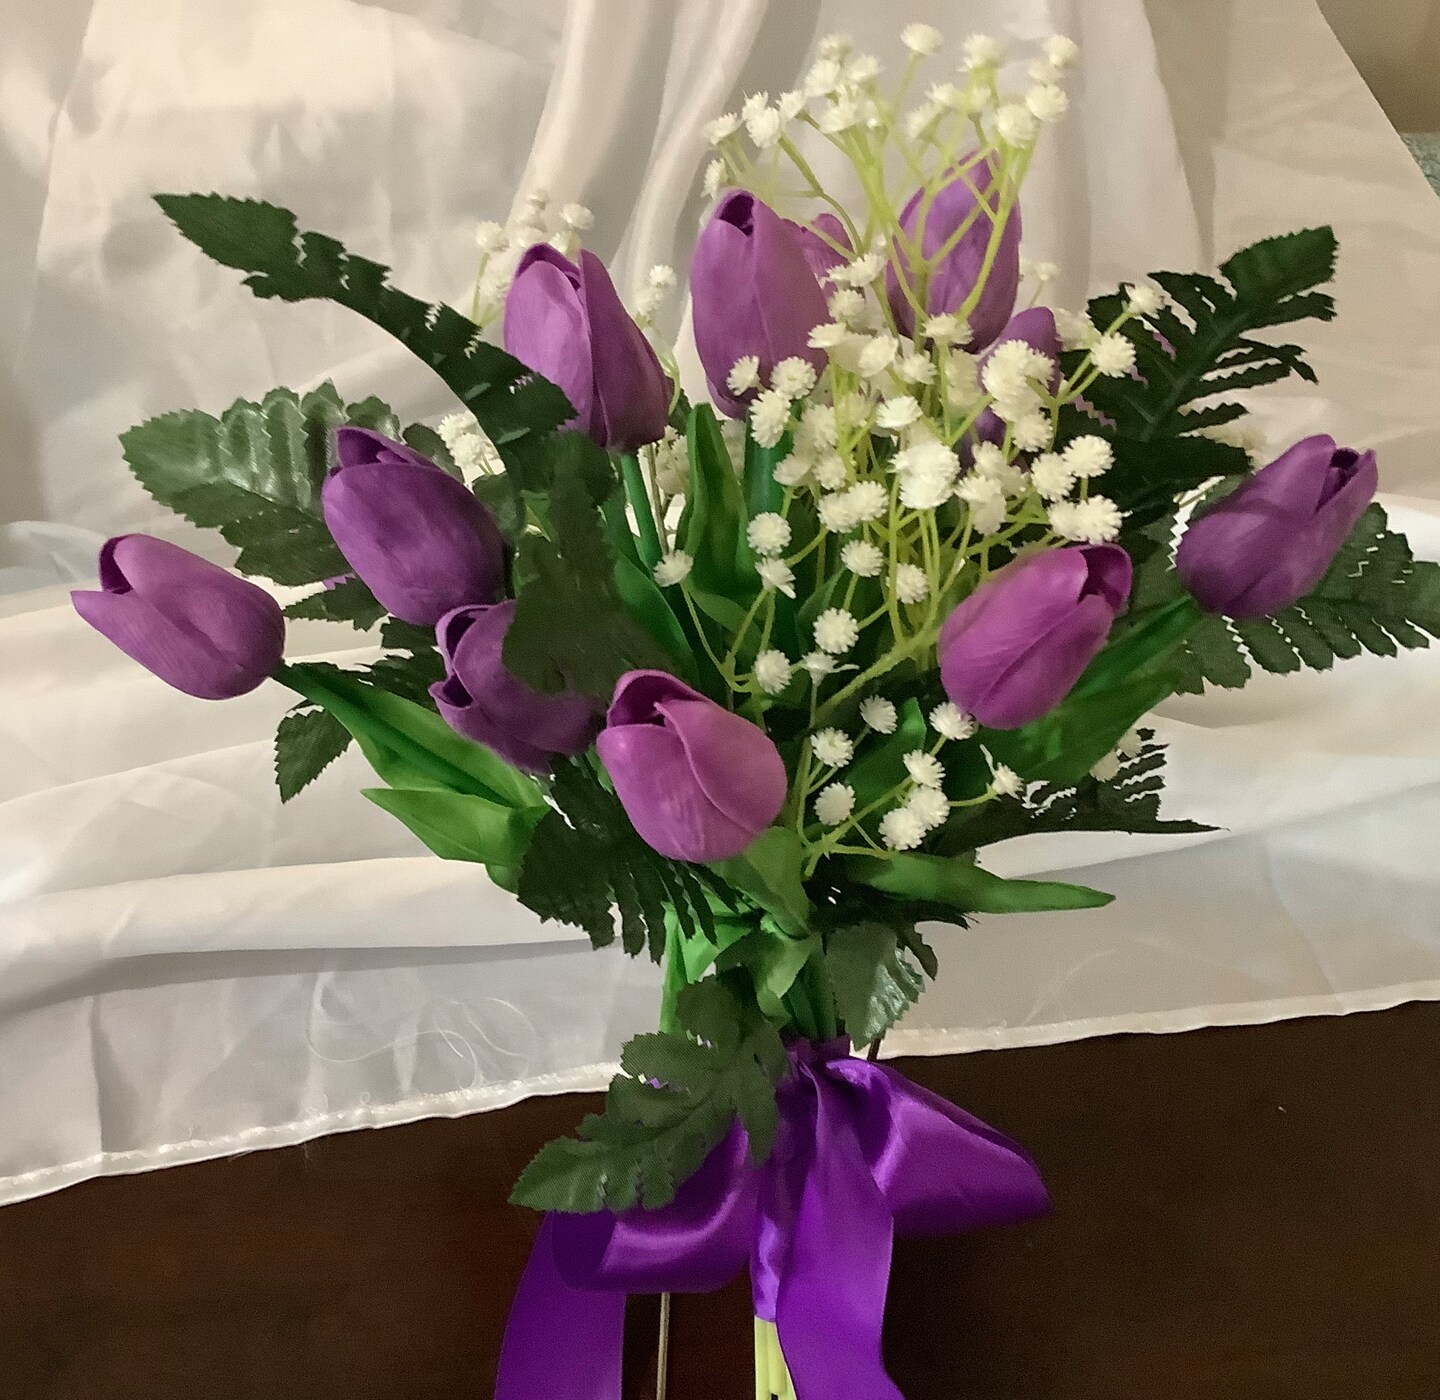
[{"xmin": 2, "ymin": 0, "xmax": 1439, "ymax": 1206}]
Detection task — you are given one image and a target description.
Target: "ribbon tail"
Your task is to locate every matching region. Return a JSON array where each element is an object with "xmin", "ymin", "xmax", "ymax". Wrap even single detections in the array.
[
  {"xmin": 494, "ymin": 1216, "xmax": 625, "ymax": 1400},
  {"xmin": 775, "ymin": 1077, "xmax": 904, "ymax": 1400}
]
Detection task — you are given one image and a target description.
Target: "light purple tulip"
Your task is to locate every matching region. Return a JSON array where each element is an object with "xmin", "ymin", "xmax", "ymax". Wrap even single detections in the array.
[
  {"xmin": 72, "ymin": 534, "xmax": 284, "ymax": 699},
  {"xmin": 430, "ymin": 601, "xmax": 601, "ymax": 774},
  {"xmin": 504, "ymin": 245, "xmax": 671, "ymax": 452},
  {"xmin": 691, "ymin": 191, "xmax": 830, "ymax": 418},
  {"xmin": 596, "ymin": 670, "xmax": 787, "ymax": 861},
  {"xmin": 886, "ymin": 157, "xmax": 1021, "ymax": 348},
  {"xmin": 784, "ymin": 212, "xmax": 851, "ymax": 287},
  {"xmin": 1176, "ymin": 435, "xmax": 1378, "ymax": 618},
  {"xmin": 940, "ymin": 545, "xmax": 1132, "ymax": 730},
  {"xmin": 322, "ymin": 427, "xmax": 507, "ymax": 627},
  {"xmin": 971, "ymin": 307, "xmax": 1062, "ymax": 450}
]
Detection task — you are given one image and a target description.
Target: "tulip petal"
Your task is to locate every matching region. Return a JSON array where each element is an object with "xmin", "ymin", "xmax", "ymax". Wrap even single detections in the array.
[
  {"xmin": 577, "ymin": 250, "xmax": 671, "ymax": 451},
  {"xmin": 504, "ymin": 246, "xmax": 594, "ymax": 433}
]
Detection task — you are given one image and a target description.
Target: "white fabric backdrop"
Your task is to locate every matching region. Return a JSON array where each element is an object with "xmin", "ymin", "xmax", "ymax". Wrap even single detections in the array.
[{"xmin": 2, "ymin": 0, "xmax": 1439, "ymax": 1206}]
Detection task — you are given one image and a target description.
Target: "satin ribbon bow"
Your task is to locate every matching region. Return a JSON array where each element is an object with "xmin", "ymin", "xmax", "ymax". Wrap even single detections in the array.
[{"xmin": 495, "ymin": 1040, "xmax": 1049, "ymax": 1400}]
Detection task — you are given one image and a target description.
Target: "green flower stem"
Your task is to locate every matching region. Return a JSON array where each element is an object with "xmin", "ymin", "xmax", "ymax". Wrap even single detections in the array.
[
  {"xmin": 678, "ymin": 585, "xmax": 738, "ymax": 690},
  {"xmin": 619, "ymin": 451, "xmax": 663, "ymax": 567},
  {"xmin": 723, "ymin": 589, "xmax": 770, "ymax": 677}
]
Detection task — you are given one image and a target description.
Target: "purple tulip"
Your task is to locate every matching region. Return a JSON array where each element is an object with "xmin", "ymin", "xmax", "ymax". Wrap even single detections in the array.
[
  {"xmin": 322, "ymin": 427, "xmax": 507, "ymax": 627},
  {"xmin": 1176, "ymin": 435, "xmax": 1379, "ymax": 619},
  {"xmin": 596, "ymin": 670, "xmax": 787, "ymax": 861},
  {"xmin": 972, "ymin": 307, "xmax": 1062, "ymax": 449},
  {"xmin": 940, "ymin": 545, "xmax": 1132, "ymax": 730},
  {"xmin": 886, "ymin": 157, "xmax": 1021, "ymax": 348},
  {"xmin": 785, "ymin": 212, "xmax": 851, "ymax": 286},
  {"xmin": 691, "ymin": 191, "xmax": 830, "ymax": 418},
  {"xmin": 430, "ymin": 601, "xmax": 600, "ymax": 773},
  {"xmin": 72, "ymin": 534, "xmax": 284, "ymax": 699},
  {"xmin": 504, "ymin": 245, "xmax": 671, "ymax": 452}
]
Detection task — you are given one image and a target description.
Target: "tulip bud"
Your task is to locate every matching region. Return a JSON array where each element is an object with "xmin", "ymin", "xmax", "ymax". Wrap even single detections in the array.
[
  {"xmin": 887, "ymin": 157, "xmax": 1021, "ymax": 348},
  {"xmin": 72, "ymin": 535, "xmax": 284, "ymax": 699},
  {"xmin": 1176, "ymin": 435, "xmax": 1378, "ymax": 619},
  {"xmin": 940, "ymin": 545, "xmax": 1132, "ymax": 729},
  {"xmin": 322, "ymin": 427, "xmax": 507, "ymax": 626},
  {"xmin": 691, "ymin": 191, "xmax": 829, "ymax": 417},
  {"xmin": 504, "ymin": 245, "xmax": 671, "ymax": 452},
  {"xmin": 784, "ymin": 212, "xmax": 852, "ymax": 287},
  {"xmin": 972, "ymin": 306, "xmax": 1062, "ymax": 449},
  {"xmin": 430, "ymin": 601, "xmax": 601, "ymax": 773},
  {"xmin": 597, "ymin": 670, "xmax": 787, "ymax": 861}
]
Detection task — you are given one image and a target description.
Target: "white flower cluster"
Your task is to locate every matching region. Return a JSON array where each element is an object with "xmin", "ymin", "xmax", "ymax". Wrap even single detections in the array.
[
  {"xmin": 437, "ymin": 410, "xmax": 503, "ymax": 478},
  {"xmin": 470, "ymin": 189, "xmax": 595, "ymax": 326}
]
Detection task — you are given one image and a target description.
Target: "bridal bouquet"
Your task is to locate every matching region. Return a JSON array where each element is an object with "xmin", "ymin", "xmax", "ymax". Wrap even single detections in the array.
[{"xmin": 75, "ymin": 23, "xmax": 1439, "ymax": 1399}]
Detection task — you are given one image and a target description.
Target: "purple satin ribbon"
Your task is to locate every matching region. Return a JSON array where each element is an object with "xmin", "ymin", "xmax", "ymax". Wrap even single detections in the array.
[{"xmin": 494, "ymin": 1040, "xmax": 1049, "ymax": 1400}]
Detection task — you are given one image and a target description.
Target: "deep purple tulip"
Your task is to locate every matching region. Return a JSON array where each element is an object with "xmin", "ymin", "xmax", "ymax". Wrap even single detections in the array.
[
  {"xmin": 940, "ymin": 545, "xmax": 1132, "ymax": 730},
  {"xmin": 785, "ymin": 212, "xmax": 851, "ymax": 286},
  {"xmin": 322, "ymin": 427, "xmax": 506, "ymax": 627},
  {"xmin": 504, "ymin": 245, "xmax": 671, "ymax": 452},
  {"xmin": 596, "ymin": 670, "xmax": 787, "ymax": 861},
  {"xmin": 72, "ymin": 535, "xmax": 284, "ymax": 699},
  {"xmin": 886, "ymin": 157, "xmax": 1021, "ymax": 348},
  {"xmin": 1176, "ymin": 435, "xmax": 1378, "ymax": 619},
  {"xmin": 429, "ymin": 601, "xmax": 600, "ymax": 773},
  {"xmin": 972, "ymin": 307, "xmax": 1062, "ymax": 449},
  {"xmin": 691, "ymin": 191, "xmax": 830, "ymax": 418}
]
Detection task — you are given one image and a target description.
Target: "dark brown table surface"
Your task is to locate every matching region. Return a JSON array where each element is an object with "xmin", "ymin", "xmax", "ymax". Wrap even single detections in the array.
[{"xmin": 0, "ymin": 1003, "xmax": 1436, "ymax": 1400}]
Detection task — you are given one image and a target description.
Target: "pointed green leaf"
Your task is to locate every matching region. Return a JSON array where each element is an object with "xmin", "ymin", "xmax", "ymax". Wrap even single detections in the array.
[{"xmin": 846, "ymin": 852, "xmax": 1113, "ymax": 914}]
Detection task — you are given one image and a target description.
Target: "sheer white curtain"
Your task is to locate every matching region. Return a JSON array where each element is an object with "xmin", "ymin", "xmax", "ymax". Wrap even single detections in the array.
[{"xmin": 2, "ymin": 0, "xmax": 1438, "ymax": 1206}]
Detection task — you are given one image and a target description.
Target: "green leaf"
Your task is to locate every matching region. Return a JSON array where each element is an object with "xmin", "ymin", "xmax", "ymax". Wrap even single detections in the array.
[
  {"xmin": 155, "ymin": 195, "xmax": 572, "ymax": 479},
  {"xmin": 273, "ymin": 704, "xmax": 351, "ymax": 802},
  {"xmin": 842, "ymin": 698, "xmax": 928, "ymax": 810},
  {"xmin": 283, "ymin": 576, "xmax": 386, "ymax": 630},
  {"xmin": 825, "ymin": 918, "xmax": 926, "ymax": 1045},
  {"xmin": 714, "ymin": 924, "xmax": 819, "ymax": 1021},
  {"xmin": 611, "ymin": 550, "xmax": 700, "ymax": 686},
  {"xmin": 845, "ymin": 852, "xmax": 1113, "ymax": 915},
  {"xmin": 510, "ymin": 977, "xmax": 786, "ymax": 1213},
  {"xmin": 503, "ymin": 434, "xmax": 673, "ymax": 698},
  {"xmin": 680, "ymin": 404, "xmax": 753, "ymax": 602},
  {"xmin": 363, "ymin": 787, "xmax": 542, "ymax": 870},
  {"xmin": 709, "ymin": 827, "xmax": 810, "ymax": 937},
  {"xmin": 743, "ymin": 423, "xmax": 788, "ymax": 519}
]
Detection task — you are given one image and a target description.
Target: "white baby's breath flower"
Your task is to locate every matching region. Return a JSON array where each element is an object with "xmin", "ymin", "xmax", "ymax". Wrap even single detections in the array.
[
  {"xmin": 809, "ymin": 321, "xmax": 856, "ymax": 352},
  {"xmin": 876, "ymin": 395, "xmax": 922, "ymax": 432},
  {"xmin": 778, "ymin": 89, "xmax": 806, "ymax": 120},
  {"xmin": 727, "ymin": 355, "xmax": 761, "ymax": 395},
  {"xmin": 929, "ymin": 702, "xmax": 976, "ymax": 742},
  {"xmin": 904, "ymin": 750, "xmax": 945, "ymax": 788},
  {"xmin": 653, "ymin": 550, "xmax": 693, "ymax": 587},
  {"xmin": 1118, "ymin": 726, "xmax": 1145, "ymax": 759},
  {"xmin": 796, "ymin": 403, "xmax": 838, "ymax": 453},
  {"xmin": 653, "ymin": 432, "xmax": 689, "ymax": 496},
  {"xmin": 1090, "ymin": 750, "xmax": 1122, "ymax": 783},
  {"xmin": 648, "ymin": 264, "xmax": 676, "ymax": 290},
  {"xmin": 954, "ymin": 474, "xmax": 1007, "ymax": 533},
  {"xmin": 703, "ymin": 159, "xmax": 728, "ymax": 200},
  {"xmin": 757, "ymin": 557, "xmax": 796, "ymax": 596},
  {"xmin": 1092, "ymin": 333, "xmax": 1137, "ymax": 377},
  {"xmin": 817, "ymin": 492, "xmax": 857, "ymax": 533},
  {"xmin": 438, "ymin": 410, "xmax": 479, "ymax": 448},
  {"xmin": 746, "ymin": 104, "xmax": 784, "ymax": 149},
  {"xmin": 860, "ymin": 696, "xmax": 898, "ymax": 734},
  {"xmin": 844, "ymin": 53, "xmax": 882, "ymax": 84},
  {"xmin": 1049, "ymin": 495, "xmax": 1123, "ymax": 543},
  {"xmin": 929, "ymin": 81, "xmax": 965, "ymax": 110},
  {"xmin": 945, "ymin": 352, "xmax": 983, "ymax": 411},
  {"xmin": 1029, "ymin": 56, "xmax": 1062, "ymax": 84},
  {"xmin": 894, "ymin": 563, "xmax": 929, "ymax": 604},
  {"xmin": 813, "ymin": 452, "xmax": 849, "ymax": 490},
  {"xmin": 905, "ymin": 784, "xmax": 951, "ymax": 832},
  {"xmin": 901, "ymin": 21, "xmax": 943, "ymax": 56},
  {"xmin": 897, "ymin": 352, "xmax": 937, "ymax": 385},
  {"xmin": 754, "ymin": 649, "xmax": 793, "ymax": 696},
  {"xmin": 1026, "ymin": 83, "xmax": 1069, "ymax": 122},
  {"xmin": 741, "ymin": 91, "xmax": 770, "ymax": 121},
  {"xmin": 818, "ymin": 94, "xmax": 863, "ymax": 134},
  {"xmin": 922, "ymin": 312, "xmax": 966, "ymax": 345},
  {"xmin": 996, "ymin": 102, "xmax": 1040, "ymax": 147},
  {"xmin": 962, "ymin": 34, "xmax": 1006, "ymax": 70},
  {"xmin": 559, "ymin": 203, "xmax": 594, "ymax": 231},
  {"xmin": 747, "ymin": 512, "xmax": 792, "ymax": 556},
  {"xmin": 841, "ymin": 539, "xmax": 885, "ymax": 578},
  {"xmin": 1012, "ymin": 411, "xmax": 1053, "ymax": 453},
  {"xmin": 812, "ymin": 727, "xmax": 854, "ymax": 768},
  {"xmin": 1045, "ymin": 35, "xmax": 1080, "ymax": 69},
  {"xmin": 828, "ymin": 287, "xmax": 866, "ymax": 323},
  {"xmin": 773, "ymin": 452, "xmax": 811, "ymax": 488},
  {"xmin": 892, "ymin": 437, "xmax": 956, "ymax": 478},
  {"xmin": 844, "ymin": 480, "xmax": 889, "ymax": 523},
  {"xmin": 991, "ymin": 764, "xmax": 1024, "ymax": 798},
  {"xmin": 973, "ymin": 444, "xmax": 1028, "ymax": 497},
  {"xmin": 1063, "ymin": 435, "xmax": 1114, "ymax": 478},
  {"xmin": 1127, "ymin": 283, "xmax": 1164, "ymax": 317},
  {"xmin": 880, "ymin": 806, "xmax": 927, "ymax": 851},
  {"xmin": 814, "ymin": 782, "xmax": 856, "ymax": 826},
  {"xmin": 801, "ymin": 651, "xmax": 838, "ymax": 683},
  {"xmin": 705, "ymin": 112, "xmax": 742, "ymax": 144},
  {"xmin": 805, "ymin": 56, "xmax": 844, "ymax": 97},
  {"xmin": 899, "ymin": 461, "xmax": 957, "ymax": 511},
  {"xmin": 815, "ymin": 607, "xmax": 860, "ymax": 654},
  {"xmin": 835, "ymin": 250, "xmax": 887, "ymax": 287},
  {"xmin": 819, "ymin": 32, "xmax": 854, "ymax": 60},
  {"xmin": 771, "ymin": 357, "xmax": 818, "ymax": 400},
  {"xmin": 833, "ymin": 391, "xmax": 874, "ymax": 431},
  {"xmin": 1054, "ymin": 308, "xmax": 1099, "ymax": 350},
  {"xmin": 750, "ymin": 389, "xmax": 793, "ymax": 448},
  {"xmin": 856, "ymin": 334, "xmax": 899, "ymax": 379},
  {"xmin": 1031, "ymin": 452, "xmax": 1075, "ymax": 501},
  {"xmin": 904, "ymin": 102, "xmax": 943, "ymax": 141},
  {"xmin": 474, "ymin": 220, "xmax": 506, "ymax": 254}
]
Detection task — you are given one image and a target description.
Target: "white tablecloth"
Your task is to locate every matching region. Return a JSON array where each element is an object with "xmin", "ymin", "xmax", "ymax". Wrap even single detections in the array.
[{"xmin": 2, "ymin": 0, "xmax": 1439, "ymax": 1206}]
